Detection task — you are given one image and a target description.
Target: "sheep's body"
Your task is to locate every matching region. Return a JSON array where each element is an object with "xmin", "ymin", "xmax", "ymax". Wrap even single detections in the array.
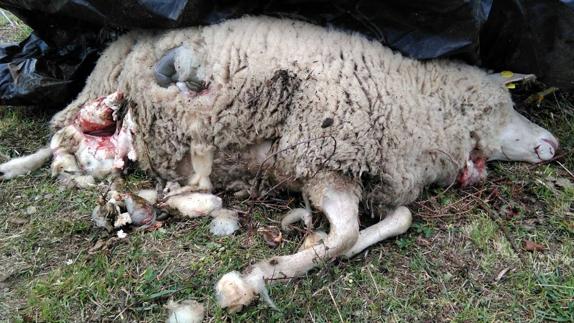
[
  {"xmin": 42, "ymin": 17, "xmax": 560, "ymax": 312},
  {"xmin": 52, "ymin": 17, "xmax": 511, "ymax": 210}
]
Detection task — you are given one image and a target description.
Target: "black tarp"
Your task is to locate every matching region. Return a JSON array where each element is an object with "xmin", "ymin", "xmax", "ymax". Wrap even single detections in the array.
[{"xmin": 0, "ymin": 0, "xmax": 573, "ymax": 107}]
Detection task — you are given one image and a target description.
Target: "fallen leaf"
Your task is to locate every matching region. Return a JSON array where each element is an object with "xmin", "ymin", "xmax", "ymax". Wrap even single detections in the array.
[
  {"xmin": 555, "ymin": 177, "xmax": 573, "ymax": 189},
  {"xmin": 240, "ymin": 235, "xmax": 256, "ymax": 249},
  {"xmin": 523, "ymin": 240, "xmax": 545, "ymax": 252},
  {"xmin": 88, "ymin": 239, "xmax": 106, "ymax": 254},
  {"xmin": 495, "ymin": 267, "xmax": 511, "ymax": 282},
  {"xmin": 7, "ymin": 216, "xmax": 29, "ymax": 225},
  {"xmin": 416, "ymin": 236, "xmax": 430, "ymax": 246},
  {"xmin": 505, "ymin": 206, "xmax": 520, "ymax": 219},
  {"xmin": 258, "ymin": 226, "xmax": 282, "ymax": 248},
  {"xmin": 0, "ymin": 274, "xmax": 9, "ymax": 289}
]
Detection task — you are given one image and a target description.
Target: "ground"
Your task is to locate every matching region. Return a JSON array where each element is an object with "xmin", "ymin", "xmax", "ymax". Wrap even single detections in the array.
[{"xmin": 0, "ymin": 13, "xmax": 572, "ymax": 323}]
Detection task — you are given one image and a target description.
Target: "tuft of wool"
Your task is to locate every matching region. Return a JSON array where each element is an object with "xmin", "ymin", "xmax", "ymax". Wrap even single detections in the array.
[
  {"xmin": 165, "ymin": 299, "xmax": 204, "ymax": 323},
  {"xmin": 209, "ymin": 209, "xmax": 240, "ymax": 236}
]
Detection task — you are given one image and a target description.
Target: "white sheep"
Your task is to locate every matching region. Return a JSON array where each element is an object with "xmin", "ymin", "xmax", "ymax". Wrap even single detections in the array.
[{"xmin": 0, "ymin": 17, "xmax": 559, "ymax": 312}]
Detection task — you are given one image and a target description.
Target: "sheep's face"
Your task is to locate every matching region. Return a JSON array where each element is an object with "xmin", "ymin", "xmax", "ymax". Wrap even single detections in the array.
[{"xmin": 487, "ymin": 107, "xmax": 558, "ymax": 163}]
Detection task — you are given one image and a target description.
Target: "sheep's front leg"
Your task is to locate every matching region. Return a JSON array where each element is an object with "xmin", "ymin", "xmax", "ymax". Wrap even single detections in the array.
[
  {"xmin": 343, "ymin": 206, "xmax": 412, "ymax": 258},
  {"xmin": 0, "ymin": 147, "xmax": 52, "ymax": 180},
  {"xmin": 188, "ymin": 143, "xmax": 214, "ymax": 192},
  {"xmin": 215, "ymin": 174, "xmax": 360, "ymax": 312}
]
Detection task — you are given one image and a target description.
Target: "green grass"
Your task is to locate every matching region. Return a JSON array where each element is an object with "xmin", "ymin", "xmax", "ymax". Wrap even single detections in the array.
[
  {"xmin": 0, "ymin": 10, "xmax": 32, "ymax": 44},
  {"xmin": 0, "ymin": 91, "xmax": 572, "ymax": 322},
  {"xmin": 0, "ymin": 43, "xmax": 572, "ymax": 322}
]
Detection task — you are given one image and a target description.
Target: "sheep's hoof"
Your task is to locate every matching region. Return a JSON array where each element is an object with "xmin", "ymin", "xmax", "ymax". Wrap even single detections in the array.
[
  {"xmin": 188, "ymin": 174, "xmax": 213, "ymax": 192},
  {"xmin": 299, "ymin": 230, "xmax": 328, "ymax": 251},
  {"xmin": 0, "ymin": 165, "xmax": 15, "ymax": 179},
  {"xmin": 215, "ymin": 271, "xmax": 257, "ymax": 313},
  {"xmin": 281, "ymin": 208, "xmax": 313, "ymax": 231}
]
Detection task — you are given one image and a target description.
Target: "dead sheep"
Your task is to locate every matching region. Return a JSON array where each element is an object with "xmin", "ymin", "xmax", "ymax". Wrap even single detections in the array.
[{"xmin": 0, "ymin": 16, "xmax": 559, "ymax": 312}]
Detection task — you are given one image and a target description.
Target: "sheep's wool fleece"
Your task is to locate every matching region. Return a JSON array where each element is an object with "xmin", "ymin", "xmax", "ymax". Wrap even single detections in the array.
[{"xmin": 52, "ymin": 17, "xmax": 514, "ymax": 209}]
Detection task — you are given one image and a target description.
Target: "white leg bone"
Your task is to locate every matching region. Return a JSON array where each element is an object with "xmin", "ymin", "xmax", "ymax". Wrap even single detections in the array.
[
  {"xmin": 0, "ymin": 147, "xmax": 52, "ymax": 180},
  {"xmin": 215, "ymin": 176, "xmax": 360, "ymax": 312},
  {"xmin": 343, "ymin": 206, "xmax": 412, "ymax": 258},
  {"xmin": 189, "ymin": 144, "xmax": 214, "ymax": 192}
]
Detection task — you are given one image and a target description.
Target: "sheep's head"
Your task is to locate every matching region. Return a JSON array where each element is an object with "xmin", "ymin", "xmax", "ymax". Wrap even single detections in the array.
[
  {"xmin": 486, "ymin": 106, "xmax": 558, "ymax": 164},
  {"xmin": 456, "ymin": 81, "xmax": 558, "ymax": 187},
  {"xmin": 458, "ymin": 105, "xmax": 558, "ymax": 187},
  {"xmin": 472, "ymin": 74, "xmax": 559, "ymax": 164}
]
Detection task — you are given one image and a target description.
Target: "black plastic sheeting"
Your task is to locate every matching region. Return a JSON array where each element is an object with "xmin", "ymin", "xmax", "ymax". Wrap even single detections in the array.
[{"xmin": 0, "ymin": 0, "xmax": 573, "ymax": 107}]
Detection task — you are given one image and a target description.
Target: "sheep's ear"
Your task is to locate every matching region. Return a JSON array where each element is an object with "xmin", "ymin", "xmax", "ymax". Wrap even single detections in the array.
[{"xmin": 489, "ymin": 71, "xmax": 537, "ymax": 87}]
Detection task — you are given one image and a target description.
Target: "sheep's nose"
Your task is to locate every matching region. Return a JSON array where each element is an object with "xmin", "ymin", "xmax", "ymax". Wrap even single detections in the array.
[{"xmin": 535, "ymin": 137, "xmax": 559, "ymax": 161}]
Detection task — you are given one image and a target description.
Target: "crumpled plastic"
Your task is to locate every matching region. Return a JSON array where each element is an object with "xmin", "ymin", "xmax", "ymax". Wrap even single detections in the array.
[{"xmin": 0, "ymin": 0, "xmax": 573, "ymax": 108}]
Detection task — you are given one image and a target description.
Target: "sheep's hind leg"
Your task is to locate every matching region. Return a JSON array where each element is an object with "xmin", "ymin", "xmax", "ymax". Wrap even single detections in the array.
[
  {"xmin": 215, "ymin": 173, "xmax": 360, "ymax": 312},
  {"xmin": 343, "ymin": 206, "xmax": 412, "ymax": 258}
]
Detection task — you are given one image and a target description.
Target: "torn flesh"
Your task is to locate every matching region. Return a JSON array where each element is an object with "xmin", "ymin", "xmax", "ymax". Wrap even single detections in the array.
[
  {"xmin": 51, "ymin": 91, "xmax": 137, "ymax": 182},
  {"xmin": 75, "ymin": 91, "xmax": 124, "ymax": 135},
  {"xmin": 457, "ymin": 150, "xmax": 487, "ymax": 187},
  {"xmin": 92, "ymin": 190, "xmax": 158, "ymax": 231}
]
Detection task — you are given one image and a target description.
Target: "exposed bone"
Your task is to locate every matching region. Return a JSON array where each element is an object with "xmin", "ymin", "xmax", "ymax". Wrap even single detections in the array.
[
  {"xmin": 344, "ymin": 206, "xmax": 412, "ymax": 258},
  {"xmin": 216, "ymin": 175, "xmax": 360, "ymax": 311},
  {"xmin": 165, "ymin": 299, "xmax": 205, "ymax": 323},
  {"xmin": 210, "ymin": 209, "xmax": 240, "ymax": 236}
]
